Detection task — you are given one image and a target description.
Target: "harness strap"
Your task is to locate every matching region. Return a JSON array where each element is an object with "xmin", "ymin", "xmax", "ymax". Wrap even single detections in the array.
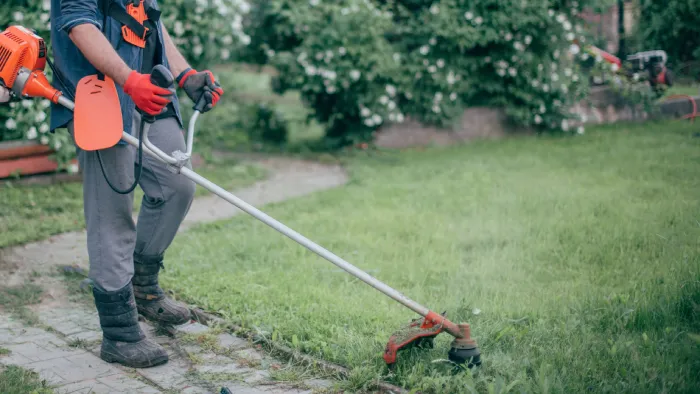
[{"xmin": 98, "ymin": 0, "xmax": 161, "ymax": 39}]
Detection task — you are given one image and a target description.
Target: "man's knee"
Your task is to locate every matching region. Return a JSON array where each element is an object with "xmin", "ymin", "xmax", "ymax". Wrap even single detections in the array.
[{"xmin": 169, "ymin": 175, "xmax": 196, "ymax": 210}]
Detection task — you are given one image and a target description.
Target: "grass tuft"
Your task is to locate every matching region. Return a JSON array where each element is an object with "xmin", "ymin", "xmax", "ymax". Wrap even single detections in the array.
[{"xmin": 0, "ymin": 365, "xmax": 54, "ymax": 394}]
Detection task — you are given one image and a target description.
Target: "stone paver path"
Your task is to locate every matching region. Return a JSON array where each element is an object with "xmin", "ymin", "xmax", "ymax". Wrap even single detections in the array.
[{"xmin": 0, "ymin": 156, "xmax": 349, "ymax": 394}]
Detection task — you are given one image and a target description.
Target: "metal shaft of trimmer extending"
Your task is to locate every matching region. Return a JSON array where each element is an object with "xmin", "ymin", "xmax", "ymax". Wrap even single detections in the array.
[{"xmin": 56, "ymin": 94, "xmax": 466, "ymax": 340}]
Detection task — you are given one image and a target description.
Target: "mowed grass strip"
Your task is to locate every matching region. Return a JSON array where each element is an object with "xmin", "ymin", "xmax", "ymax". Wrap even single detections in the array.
[{"xmin": 162, "ymin": 120, "xmax": 700, "ymax": 393}]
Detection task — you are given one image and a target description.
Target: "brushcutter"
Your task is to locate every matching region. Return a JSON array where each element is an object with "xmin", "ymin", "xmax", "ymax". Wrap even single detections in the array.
[{"xmin": 0, "ymin": 25, "xmax": 481, "ymax": 369}]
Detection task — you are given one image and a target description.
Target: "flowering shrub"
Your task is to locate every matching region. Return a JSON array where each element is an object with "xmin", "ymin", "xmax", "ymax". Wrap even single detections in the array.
[
  {"xmin": 246, "ymin": 0, "xmax": 637, "ymax": 146},
  {"xmin": 0, "ymin": 0, "xmax": 250, "ymax": 169}
]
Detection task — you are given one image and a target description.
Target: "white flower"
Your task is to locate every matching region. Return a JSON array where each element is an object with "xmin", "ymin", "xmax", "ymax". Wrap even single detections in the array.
[
  {"xmin": 553, "ymin": 49, "xmax": 560, "ymax": 58},
  {"xmin": 423, "ymin": 59, "xmax": 430, "ymax": 66},
  {"xmin": 387, "ymin": 101, "xmax": 396, "ymax": 110},
  {"xmin": 429, "ymin": 37, "xmax": 437, "ymax": 46},
  {"xmin": 40, "ymin": 136, "xmax": 49, "ymax": 145},
  {"xmin": 266, "ymin": 49, "xmax": 275, "ymax": 58},
  {"xmin": 464, "ymin": 11, "xmax": 473, "ymax": 20},
  {"xmin": 514, "ymin": 42, "xmax": 524, "ymax": 51},
  {"xmin": 572, "ymin": 74, "xmax": 579, "ymax": 82},
  {"xmin": 595, "ymin": 54, "xmax": 603, "ymax": 63},
  {"xmin": 581, "ymin": 53, "xmax": 589, "ymax": 61},
  {"xmin": 364, "ymin": 119, "xmax": 375, "ymax": 127},
  {"xmin": 220, "ymin": 49, "xmax": 231, "ymax": 60},
  {"xmin": 305, "ymin": 66, "xmax": 317, "ymax": 76},
  {"xmin": 67, "ymin": 163, "xmax": 79, "ymax": 174},
  {"xmin": 539, "ymin": 104, "xmax": 546, "ymax": 113},
  {"xmin": 450, "ymin": 92, "xmax": 457, "ymax": 101},
  {"xmin": 338, "ymin": 47, "xmax": 347, "ymax": 56},
  {"xmin": 326, "ymin": 85, "xmax": 336, "ymax": 94},
  {"xmin": 393, "ymin": 53, "xmax": 401, "ymax": 62},
  {"xmin": 13, "ymin": 12, "xmax": 24, "ymax": 21},
  {"xmin": 389, "ymin": 113, "xmax": 396, "ymax": 122},
  {"xmin": 386, "ymin": 85, "xmax": 397, "ymax": 97},
  {"xmin": 361, "ymin": 107, "xmax": 371, "ymax": 117},
  {"xmin": 35, "ymin": 111, "xmax": 46, "ymax": 122},
  {"xmin": 556, "ymin": 14, "xmax": 566, "ymax": 23},
  {"xmin": 350, "ymin": 70, "xmax": 361, "ymax": 81},
  {"xmin": 372, "ymin": 114, "xmax": 382, "ymax": 124},
  {"xmin": 39, "ymin": 124, "xmax": 49, "ymax": 133},
  {"xmin": 309, "ymin": 0, "xmax": 319, "ymax": 6},
  {"xmin": 564, "ymin": 68, "xmax": 573, "ymax": 77},
  {"xmin": 472, "ymin": 308, "xmax": 482, "ymax": 315},
  {"xmin": 548, "ymin": 9, "xmax": 555, "ymax": 17},
  {"xmin": 532, "ymin": 80, "xmax": 540, "ymax": 88},
  {"xmin": 26, "ymin": 127, "xmax": 38, "ymax": 139},
  {"xmin": 524, "ymin": 35, "xmax": 532, "ymax": 45},
  {"xmin": 543, "ymin": 84, "xmax": 550, "ymax": 92},
  {"xmin": 432, "ymin": 105, "xmax": 441, "ymax": 113},
  {"xmin": 563, "ymin": 21, "xmax": 572, "ymax": 31},
  {"xmin": 405, "ymin": 92, "xmax": 413, "ymax": 99},
  {"xmin": 538, "ymin": 63, "xmax": 544, "ymax": 71},
  {"xmin": 611, "ymin": 63, "xmax": 620, "ymax": 72},
  {"xmin": 40, "ymin": 13, "xmax": 49, "ymax": 23},
  {"xmin": 569, "ymin": 44, "xmax": 580, "ymax": 55},
  {"xmin": 379, "ymin": 95, "xmax": 389, "ymax": 105},
  {"xmin": 221, "ymin": 35, "xmax": 233, "ymax": 45},
  {"xmin": 508, "ymin": 67, "xmax": 517, "ymax": 77},
  {"xmin": 22, "ymin": 100, "xmax": 32, "ymax": 108},
  {"xmin": 415, "ymin": 72, "xmax": 422, "ymax": 79},
  {"xmin": 497, "ymin": 69, "xmax": 506, "ymax": 77},
  {"xmin": 193, "ymin": 45, "xmax": 203, "ymax": 56},
  {"xmin": 53, "ymin": 140, "xmax": 62, "ymax": 150},
  {"xmin": 446, "ymin": 71, "xmax": 456, "ymax": 85},
  {"xmin": 434, "ymin": 92, "xmax": 443, "ymax": 102},
  {"xmin": 428, "ymin": 65, "xmax": 437, "ymax": 73},
  {"xmin": 561, "ymin": 84, "xmax": 568, "ymax": 93},
  {"xmin": 534, "ymin": 115, "xmax": 543, "ymax": 124},
  {"xmin": 419, "ymin": 45, "xmax": 430, "ymax": 55},
  {"xmin": 42, "ymin": 0, "xmax": 51, "ymax": 10},
  {"xmin": 429, "ymin": 5, "xmax": 439, "ymax": 14},
  {"xmin": 561, "ymin": 119, "xmax": 569, "ymax": 131},
  {"xmin": 341, "ymin": 7, "xmax": 350, "ymax": 15},
  {"xmin": 552, "ymin": 73, "xmax": 559, "ymax": 82},
  {"xmin": 577, "ymin": 126, "xmax": 585, "ymax": 134},
  {"xmin": 554, "ymin": 99, "xmax": 562, "ymax": 106},
  {"xmin": 325, "ymin": 50, "xmax": 334, "ymax": 59},
  {"xmin": 484, "ymin": 56, "xmax": 491, "ymax": 63},
  {"xmin": 41, "ymin": 100, "xmax": 51, "ymax": 108},
  {"xmin": 174, "ymin": 21, "xmax": 185, "ymax": 36},
  {"xmin": 566, "ymin": 32, "xmax": 575, "ymax": 41},
  {"xmin": 324, "ymin": 70, "xmax": 337, "ymax": 80},
  {"xmin": 504, "ymin": 32, "xmax": 513, "ymax": 41},
  {"xmin": 396, "ymin": 113, "xmax": 405, "ymax": 123},
  {"xmin": 633, "ymin": 73, "xmax": 640, "ymax": 81},
  {"xmin": 474, "ymin": 16, "xmax": 483, "ymax": 25},
  {"xmin": 437, "ymin": 59, "xmax": 445, "ymax": 68},
  {"xmin": 593, "ymin": 75, "xmax": 603, "ymax": 84}
]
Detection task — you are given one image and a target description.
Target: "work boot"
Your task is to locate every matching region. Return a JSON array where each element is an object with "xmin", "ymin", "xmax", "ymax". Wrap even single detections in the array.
[
  {"xmin": 132, "ymin": 253, "xmax": 191, "ymax": 325},
  {"xmin": 93, "ymin": 283, "xmax": 169, "ymax": 368}
]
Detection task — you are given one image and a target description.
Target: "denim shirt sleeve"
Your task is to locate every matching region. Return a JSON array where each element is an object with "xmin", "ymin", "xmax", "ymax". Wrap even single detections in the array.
[{"xmin": 54, "ymin": 0, "xmax": 103, "ymax": 34}]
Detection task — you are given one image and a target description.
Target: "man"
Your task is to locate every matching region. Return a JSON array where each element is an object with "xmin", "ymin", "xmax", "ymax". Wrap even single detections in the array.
[{"xmin": 47, "ymin": 0, "xmax": 224, "ymax": 368}]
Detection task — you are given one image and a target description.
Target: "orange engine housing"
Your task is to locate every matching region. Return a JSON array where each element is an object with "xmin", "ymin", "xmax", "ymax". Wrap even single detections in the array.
[{"xmin": 0, "ymin": 25, "xmax": 47, "ymax": 89}]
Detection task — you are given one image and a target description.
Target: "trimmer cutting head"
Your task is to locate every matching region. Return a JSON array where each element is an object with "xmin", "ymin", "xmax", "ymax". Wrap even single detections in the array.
[{"xmin": 384, "ymin": 311, "xmax": 481, "ymax": 369}]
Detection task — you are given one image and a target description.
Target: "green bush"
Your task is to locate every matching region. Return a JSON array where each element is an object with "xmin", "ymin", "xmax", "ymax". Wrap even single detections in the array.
[
  {"xmin": 240, "ymin": 101, "xmax": 289, "ymax": 146},
  {"xmin": 244, "ymin": 0, "xmax": 627, "ymax": 147},
  {"xmin": 0, "ymin": 0, "xmax": 251, "ymax": 169},
  {"xmin": 633, "ymin": 0, "xmax": 700, "ymax": 68}
]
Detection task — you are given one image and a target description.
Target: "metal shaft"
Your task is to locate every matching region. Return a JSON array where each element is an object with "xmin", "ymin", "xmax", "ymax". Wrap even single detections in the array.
[{"xmin": 58, "ymin": 96, "xmax": 432, "ymax": 319}]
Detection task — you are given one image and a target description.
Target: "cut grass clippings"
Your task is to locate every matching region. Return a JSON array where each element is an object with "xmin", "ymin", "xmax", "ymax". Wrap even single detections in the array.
[
  {"xmin": 0, "ymin": 281, "xmax": 44, "ymax": 326},
  {"xmin": 162, "ymin": 119, "xmax": 700, "ymax": 393}
]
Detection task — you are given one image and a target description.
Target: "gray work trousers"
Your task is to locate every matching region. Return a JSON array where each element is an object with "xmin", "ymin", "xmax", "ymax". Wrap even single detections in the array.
[{"xmin": 69, "ymin": 111, "xmax": 196, "ymax": 292}]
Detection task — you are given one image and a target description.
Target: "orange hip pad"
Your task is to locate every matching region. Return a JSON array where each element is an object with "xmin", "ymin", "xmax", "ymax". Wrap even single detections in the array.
[
  {"xmin": 74, "ymin": 74, "xmax": 123, "ymax": 151},
  {"xmin": 122, "ymin": 2, "xmax": 149, "ymax": 48}
]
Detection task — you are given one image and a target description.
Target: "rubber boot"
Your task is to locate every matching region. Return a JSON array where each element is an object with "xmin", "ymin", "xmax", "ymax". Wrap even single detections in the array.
[
  {"xmin": 132, "ymin": 253, "xmax": 191, "ymax": 325},
  {"xmin": 93, "ymin": 283, "xmax": 169, "ymax": 368}
]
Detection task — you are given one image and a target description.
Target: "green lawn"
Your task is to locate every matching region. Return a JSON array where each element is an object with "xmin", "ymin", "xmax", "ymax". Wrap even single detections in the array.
[{"xmin": 162, "ymin": 120, "xmax": 700, "ymax": 393}]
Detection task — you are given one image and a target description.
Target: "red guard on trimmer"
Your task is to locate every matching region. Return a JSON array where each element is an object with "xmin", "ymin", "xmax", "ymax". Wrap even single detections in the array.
[
  {"xmin": 74, "ymin": 74, "xmax": 123, "ymax": 151},
  {"xmin": 383, "ymin": 312, "xmax": 446, "ymax": 366}
]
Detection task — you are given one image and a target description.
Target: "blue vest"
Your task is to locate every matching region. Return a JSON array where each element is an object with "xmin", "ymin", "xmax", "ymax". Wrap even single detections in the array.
[{"xmin": 50, "ymin": 0, "xmax": 183, "ymax": 138}]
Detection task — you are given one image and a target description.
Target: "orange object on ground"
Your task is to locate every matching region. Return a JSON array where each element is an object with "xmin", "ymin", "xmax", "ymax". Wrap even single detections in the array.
[
  {"xmin": 73, "ymin": 74, "xmax": 124, "ymax": 151},
  {"xmin": 121, "ymin": 2, "xmax": 149, "ymax": 48}
]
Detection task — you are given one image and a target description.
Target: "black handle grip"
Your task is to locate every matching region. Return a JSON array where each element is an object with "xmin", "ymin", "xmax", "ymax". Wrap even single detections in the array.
[
  {"xmin": 193, "ymin": 87, "xmax": 211, "ymax": 112},
  {"xmin": 149, "ymin": 65, "xmax": 174, "ymax": 90}
]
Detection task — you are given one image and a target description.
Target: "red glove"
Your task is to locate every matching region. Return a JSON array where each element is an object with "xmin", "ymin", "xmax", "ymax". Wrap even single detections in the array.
[
  {"xmin": 123, "ymin": 71, "xmax": 173, "ymax": 115},
  {"xmin": 176, "ymin": 68, "xmax": 224, "ymax": 112}
]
